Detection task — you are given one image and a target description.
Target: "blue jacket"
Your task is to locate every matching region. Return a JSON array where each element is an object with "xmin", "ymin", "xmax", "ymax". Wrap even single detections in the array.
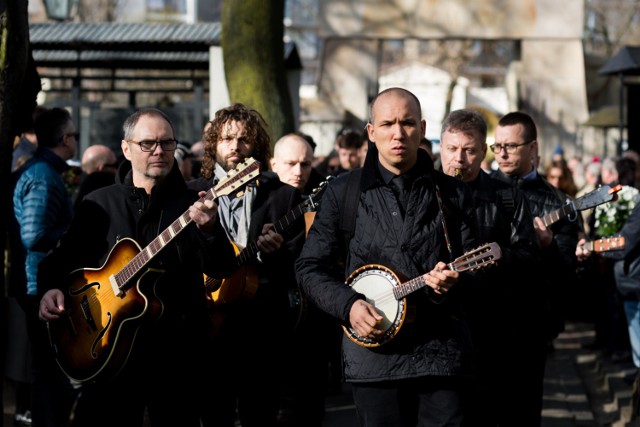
[{"xmin": 10, "ymin": 147, "xmax": 73, "ymax": 296}]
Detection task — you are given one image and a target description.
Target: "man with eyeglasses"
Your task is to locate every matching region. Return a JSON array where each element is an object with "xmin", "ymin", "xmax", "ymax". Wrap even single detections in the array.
[
  {"xmin": 37, "ymin": 107, "xmax": 237, "ymax": 427},
  {"xmin": 491, "ymin": 111, "xmax": 581, "ymax": 421},
  {"xmin": 439, "ymin": 109, "xmax": 545, "ymax": 424},
  {"xmin": 189, "ymin": 103, "xmax": 306, "ymax": 427},
  {"xmin": 9, "ymin": 107, "xmax": 80, "ymax": 427}
]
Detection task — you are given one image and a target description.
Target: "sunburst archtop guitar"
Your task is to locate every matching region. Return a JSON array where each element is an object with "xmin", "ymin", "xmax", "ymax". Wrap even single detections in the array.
[
  {"xmin": 343, "ymin": 242, "xmax": 502, "ymax": 348},
  {"xmin": 47, "ymin": 158, "xmax": 260, "ymax": 384}
]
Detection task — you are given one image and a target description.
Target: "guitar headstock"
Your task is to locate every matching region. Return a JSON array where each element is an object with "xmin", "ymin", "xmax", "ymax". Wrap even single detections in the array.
[
  {"xmin": 450, "ymin": 242, "xmax": 502, "ymax": 272},
  {"xmin": 574, "ymin": 184, "xmax": 620, "ymax": 210},
  {"xmin": 213, "ymin": 158, "xmax": 261, "ymax": 198},
  {"xmin": 592, "ymin": 236, "xmax": 625, "ymax": 253},
  {"xmin": 304, "ymin": 177, "xmax": 334, "ymax": 212},
  {"xmin": 608, "ymin": 184, "xmax": 623, "ymax": 202}
]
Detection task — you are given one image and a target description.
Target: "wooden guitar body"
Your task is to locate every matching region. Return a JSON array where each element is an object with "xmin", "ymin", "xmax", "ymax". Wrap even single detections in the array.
[
  {"xmin": 46, "ymin": 158, "xmax": 261, "ymax": 384},
  {"xmin": 207, "ymin": 242, "xmax": 259, "ymax": 306},
  {"xmin": 47, "ymin": 238, "xmax": 164, "ymax": 383},
  {"xmin": 204, "ymin": 179, "xmax": 331, "ymax": 308}
]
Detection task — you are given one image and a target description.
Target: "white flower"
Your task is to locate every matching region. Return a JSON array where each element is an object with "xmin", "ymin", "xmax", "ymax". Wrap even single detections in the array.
[{"xmin": 594, "ymin": 185, "xmax": 640, "ymax": 236}]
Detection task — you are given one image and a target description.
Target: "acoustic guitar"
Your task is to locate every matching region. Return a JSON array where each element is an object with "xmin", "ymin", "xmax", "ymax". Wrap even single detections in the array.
[
  {"xmin": 204, "ymin": 179, "xmax": 332, "ymax": 337},
  {"xmin": 343, "ymin": 242, "xmax": 502, "ymax": 348},
  {"xmin": 47, "ymin": 158, "xmax": 260, "ymax": 384},
  {"xmin": 204, "ymin": 179, "xmax": 331, "ymax": 306}
]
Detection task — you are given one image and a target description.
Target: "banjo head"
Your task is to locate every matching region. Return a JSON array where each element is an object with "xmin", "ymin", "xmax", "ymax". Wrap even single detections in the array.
[{"xmin": 344, "ymin": 265, "xmax": 406, "ymax": 347}]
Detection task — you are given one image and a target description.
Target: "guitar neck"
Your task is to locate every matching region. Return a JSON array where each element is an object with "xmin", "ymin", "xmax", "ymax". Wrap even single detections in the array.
[
  {"xmin": 115, "ymin": 188, "xmax": 220, "ymax": 287},
  {"xmin": 115, "ymin": 158, "xmax": 260, "ymax": 288},
  {"xmin": 541, "ymin": 203, "xmax": 575, "ymax": 227},
  {"xmin": 236, "ymin": 200, "xmax": 310, "ymax": 266}
]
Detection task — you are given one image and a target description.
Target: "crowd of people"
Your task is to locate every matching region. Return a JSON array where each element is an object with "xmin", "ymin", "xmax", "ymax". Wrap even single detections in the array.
[{"xmin": 5, "ymin": 88, "xmax": 640, "ymax": 426}]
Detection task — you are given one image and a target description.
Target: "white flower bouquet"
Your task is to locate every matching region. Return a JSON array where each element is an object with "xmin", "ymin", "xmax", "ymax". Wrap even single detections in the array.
[{"xmin": 594, "ymin": 185, "xmax": 640, "ymax": 237}]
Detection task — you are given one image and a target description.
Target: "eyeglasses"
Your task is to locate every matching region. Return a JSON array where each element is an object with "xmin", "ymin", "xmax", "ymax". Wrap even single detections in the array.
[
  {"xmin": 490, "ymin": 140, "xmax": 533, "ymax": 154},
  {"xmin": 66, "ymin": 132, "xmax": 80, "ymax": 140},
  {"xmin": 127, "ymin": 139, "xmax": 178, "ymax": 152}
]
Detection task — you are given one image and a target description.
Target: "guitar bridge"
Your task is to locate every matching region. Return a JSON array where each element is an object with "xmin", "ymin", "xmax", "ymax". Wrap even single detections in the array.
[
  {"xmin": 80, "ymin": 295, "xmax": 98, "ymax": 331},
  {"xmin": 109, "ymin": 274, "xmax": 123, "ymax": 297}
]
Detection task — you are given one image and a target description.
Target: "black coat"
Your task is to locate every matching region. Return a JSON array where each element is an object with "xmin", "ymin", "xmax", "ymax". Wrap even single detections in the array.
[
  {"xmin": 464, "ymin": 170, "xmax": 544, "ymax": 343},
  {"xmin": 296, "ymin": 149, "xmax": 479, "ymax": 382},
  {"xmin": 614, "ymin": 203, "xmax": 640, "ymax": 299},
  {"xmin": 37, "ymin": 161, "xmax": 238, "ymax": 398},
  {"xmin": 491, "ymin": 169, "xmax": 582, "ymax": 340},
  {"xmin": 189, "ymin": 171, "xmax": 306, "ymax": 334},
  {"xmin": 39, "ymin": 161, "xmax": 237, "ymax": 324}
]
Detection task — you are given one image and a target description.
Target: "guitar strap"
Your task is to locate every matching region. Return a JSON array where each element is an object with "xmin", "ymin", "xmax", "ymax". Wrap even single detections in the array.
[
  {"xmin": 497, "ymin": 187, "xmax": 516, "ymax": 220},
  {"xmin": 339, "ymin": 168, "xmax": 363, "ymax": 252}
]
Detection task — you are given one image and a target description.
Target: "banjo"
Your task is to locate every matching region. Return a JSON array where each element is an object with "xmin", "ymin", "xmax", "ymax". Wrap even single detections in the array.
[{"xmin": 343, "ymin": 242, "xmax": 502, "ymax": 348}]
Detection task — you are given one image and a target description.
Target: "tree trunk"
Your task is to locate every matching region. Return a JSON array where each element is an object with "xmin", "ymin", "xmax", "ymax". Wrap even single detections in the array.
[
  {"xmin": 0, "ymin": 4, "xmax": 42, "ymax": 413},
  {"xmin": 221, "ymin": 0, "xmax": 294, "ymax": 148}
]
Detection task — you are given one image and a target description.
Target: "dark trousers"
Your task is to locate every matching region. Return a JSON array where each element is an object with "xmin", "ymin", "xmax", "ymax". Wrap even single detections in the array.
[
  {"xmin": 19, "ymin": 295, "xmax": 77, "ymax": 427},
  {"xmin": 71, "ymin": 315, "xmax": 208, "ymax": 427},
  {"xmin": 351, "ymin": 376, "xmax": 471, "ymax": 427},
  {"xmin": 470, "ymin": 337, "xmax": 547, "ymax": 426}
]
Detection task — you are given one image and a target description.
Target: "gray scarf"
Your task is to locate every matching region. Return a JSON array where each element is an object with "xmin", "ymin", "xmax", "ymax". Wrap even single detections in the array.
[{"xmin": 214, "ymin": 163, "xmax": 256, "ymax": 248}]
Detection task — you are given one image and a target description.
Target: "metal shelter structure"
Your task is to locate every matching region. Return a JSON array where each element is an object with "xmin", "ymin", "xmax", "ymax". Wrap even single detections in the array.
[
  {"xmin": 30, "ymin": 22, "xmax": 221, "ymax": 146},
  {"xmin": 598, "ymin": 46, "xmax": 640, "ymax": 154},
  {"xmin": 29, "ymin": 22, "xmax": 302, "ymax": 153}
]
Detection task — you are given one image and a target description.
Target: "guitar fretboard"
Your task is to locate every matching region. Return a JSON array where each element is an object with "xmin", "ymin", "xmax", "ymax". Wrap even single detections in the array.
[
  {"xmin": 540, "ymin": 185, "xmax": 619, "ymax": 228},
  {"xmin": 114, "ymin": 160, "xmax": 259, "ymax": 289},
  {"xmin": 236, "ymin": 202, "xmax": 309, "ymax": 267},
  {"xmin": 541, "ymin": 204, "xmax": 575, "ymax": 227}
]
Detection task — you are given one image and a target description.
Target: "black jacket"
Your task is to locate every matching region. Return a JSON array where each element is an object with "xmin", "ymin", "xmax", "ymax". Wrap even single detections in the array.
[
  {"xmin": 491, "ymin": 169, "xmax": 581, "ymax": 339},
  {"xmin": 613, "ymin": 203, "xmax": 640, "ymax": 299},
  {"xmin": 296, "ymin": 149, "xmax": 479, "ymax": 382},
  {"xmin": 39, "ymin": 161, "xmax": 237, "ymax": 327},
  {"xmin": 189, "ymin": 171, "xmax": 306, "ymax": 333},
  {"xmin": 465, "ymin": 170, "xmax": 544, "ymax": 342},
  {"xmin": 37, "ymin": 161, "xmax": 238, "ymax": 394}
]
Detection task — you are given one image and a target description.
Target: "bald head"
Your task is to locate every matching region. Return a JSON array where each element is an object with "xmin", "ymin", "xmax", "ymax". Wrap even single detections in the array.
[
  {"xmin": 82, "ymin": 144, "xmax": 117, "ymax": 174},
  {"xmin": 271, "ymin": 134, "xmax": 314, "ymax": 191}
]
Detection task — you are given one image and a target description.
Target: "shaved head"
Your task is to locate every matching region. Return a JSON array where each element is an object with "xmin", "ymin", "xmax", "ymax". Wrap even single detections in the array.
[
  {"xmin": 81, "ymin": 144, "xmax": 117, "ymax": 174},
  {"xmin": 271, "ymin": 133, "xmax": 314, "ymax": 191}
]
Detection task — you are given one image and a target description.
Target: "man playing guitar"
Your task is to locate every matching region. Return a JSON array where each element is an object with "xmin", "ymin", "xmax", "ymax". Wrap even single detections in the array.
[
  {"xmin": 189, "ymin": 103, "xmax": 306, "ymax": 427},
  {"xmin": 38, "ymin": 108, "xmax": 237, "ymax": 427}
]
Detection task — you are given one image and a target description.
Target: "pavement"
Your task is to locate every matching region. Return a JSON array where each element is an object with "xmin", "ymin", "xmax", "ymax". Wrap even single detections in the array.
[
  {"xmin": 540, "ymin": 321, "xmax": 638, "ymax": 426},
  {"xmin": 319, "ymin": 320, "xmax": 640, "ymax": 426},
  {"xmin": 3, "ymin": 320, "xmax": 639, "ymax": 426}
]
